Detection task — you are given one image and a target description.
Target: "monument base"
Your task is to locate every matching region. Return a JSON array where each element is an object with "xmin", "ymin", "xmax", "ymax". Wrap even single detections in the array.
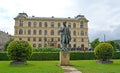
[{"xmin": 60, "ymin": 51, "xmax": 70, "ymax": 66}]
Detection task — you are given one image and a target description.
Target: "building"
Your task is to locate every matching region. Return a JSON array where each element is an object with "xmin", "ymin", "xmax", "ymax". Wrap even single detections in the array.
[
  {"xmin": 0, "ymin": 31, "xmax": 12, "ymax": 50},
  {"xmin": 14, "ymin": 13, "xmax": 89, "ymax": 49}
]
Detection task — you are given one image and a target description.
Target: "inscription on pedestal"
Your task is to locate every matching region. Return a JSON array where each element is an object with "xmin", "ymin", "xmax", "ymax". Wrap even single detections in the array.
[{"xmin": 60, "ymin": 51, "xmax": 70, "ymax": 66}]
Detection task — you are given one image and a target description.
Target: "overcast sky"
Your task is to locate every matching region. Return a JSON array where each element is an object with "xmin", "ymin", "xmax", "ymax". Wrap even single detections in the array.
[{"xmin": 0, "ymin": 0, "xmax": 120, "ymax": 42}]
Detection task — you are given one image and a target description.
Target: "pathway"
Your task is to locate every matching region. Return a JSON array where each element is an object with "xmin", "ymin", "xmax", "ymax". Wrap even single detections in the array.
[{"xmin": 61, "ymin": 66, "xmax": 82, "ymax": 73}]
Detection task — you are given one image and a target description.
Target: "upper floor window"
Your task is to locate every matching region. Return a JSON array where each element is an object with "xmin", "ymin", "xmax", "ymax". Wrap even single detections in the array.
[
  {"xmin": 44, "ymin": 22, "xmax": 47, "ymax": 27},
  {"xmin": 19, "ymin": 29, "xmax": 23, "ymax": 35},
  {"xmin": 34, "ymin": 22, "xmax": 37, "ymax": 27},
  {"xmin": 51, "ymin": 22, "xmax": 54, "ymax": 27},
  {"xmin": 19, "ymin": 19, "xmax": 23, "ymax": 26},
  {"xmin": 51, "ymin": 30, "xmax": 54, "ymax": 35},
  {"xmin": 58, "ymin": 22, "xmax": 61, "ymax": 28},
  {"xmin": 39, "ymin": 22, "xmax": 42, "ymax": 27},
  {"xmin": 33, "ymin": 37, "xmax": 36, "ymax": 41},
  {"xmin": 44, "ymin": 37, "xmax": 47, "ymax": 41},
  {"xmin": 44, "ymin": 30, "xmax": 47, "ymax": 35},
  {"xmin": 80, "ymin": 21, "xmax": 84, "ymax": 28},
  {"xmin": 51, "ymin": 38, "xmax": 54, "ymax": 42},
  {"xmin": 81, "ymin": 31, "xmax": 84, "ymax": 36},
  {"xmin": 39, "ymin": 38, "xmax": 42, "ymax": 41},
  {"xmin": 33, "ymin": 30, "xmax": 36, "ymax": 35},
  {"xmin": 58, "ymin": 38, "xmax": 60, "ymax": 41},
  {"xmin": 28, "ymin": 30, "xmax": 31, "ymax": 35},
  {"xmin": 28, "ymin": 37, "xmax": 30, "ymax": 41},
  {"xmin": 39, "ymin": 30, "xmax": 42, "ymax": 35},
  {"xmin": 73, "ymin": 23, "xmax": 76, "ymax": 28},
  {"xmin": 68, "ymin": 25, "xmax": 71, "ymax": 28},
  {"xmin": 81, "ymin": 38, "xmax": 84, "ymax": 42},
  {"xmin": 73, "ymin": 31, "xmax": 76, "ymax": 36},
  {"xmin": 28, "ymin": 22, "xmax": 31, "ymax": 27},
  {"xmin": 73, "ymin": 38, "xmax": 76, "ymax": 42}
]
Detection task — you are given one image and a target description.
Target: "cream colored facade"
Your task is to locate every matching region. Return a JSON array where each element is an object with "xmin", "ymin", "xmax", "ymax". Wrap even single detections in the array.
[{"xmin": 14, "ymin": 13, "xmax": 89, "ymax": 49}]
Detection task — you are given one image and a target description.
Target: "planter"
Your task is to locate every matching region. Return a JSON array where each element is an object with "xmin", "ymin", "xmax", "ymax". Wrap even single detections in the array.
[{"xmin": 97, "ymin": 60, "xmax": 113, "ymax": 64}]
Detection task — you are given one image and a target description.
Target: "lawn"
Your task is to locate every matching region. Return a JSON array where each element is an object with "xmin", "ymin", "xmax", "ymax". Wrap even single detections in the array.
[
  {"xmin": 0, "ymin": 61, "xmax": 63, "ymax": 73},
  {"xmin": 71, "ymin": 60, "xmax": 120, "ymax": 73}
]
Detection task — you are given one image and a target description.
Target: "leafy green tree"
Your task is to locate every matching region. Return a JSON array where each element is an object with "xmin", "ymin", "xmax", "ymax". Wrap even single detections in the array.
[
  {"xmin": 90, "ymin": 38, "xmax": 100, "ymax": 50},
  {"xmin": 4, "ymin": 39, "xmax": 14, "ymax": 51}
]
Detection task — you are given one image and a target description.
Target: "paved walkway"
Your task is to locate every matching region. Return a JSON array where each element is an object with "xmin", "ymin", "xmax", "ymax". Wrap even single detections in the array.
[{"xmin": 61, "ymin": 66, "xmax": 82, "ymax": 73}]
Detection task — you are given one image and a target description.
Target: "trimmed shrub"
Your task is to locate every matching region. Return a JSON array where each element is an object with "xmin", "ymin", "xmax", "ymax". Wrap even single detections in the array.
[
  {"xmin": 94, "ymin": 43, "xmax": 114, "ymax": 61},
  {"xmin": 7, "ymin": 40, "xmax": 33, "ymax": 61},
  {"xmin": 33, "ymin": 46, "xmax": 60, "ymax": 52},
  {"xmin": 0, "ymin": 52, "xmax": 9, "ymax": 60},
  {"xmin": 30, "ymin": 52, "xmax": 59, "ymax": 60}
]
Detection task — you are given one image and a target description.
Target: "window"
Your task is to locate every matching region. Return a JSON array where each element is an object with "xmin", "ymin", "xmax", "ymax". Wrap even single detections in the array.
[
  {"xmin": 58, "ymin": 44, "xmax": 60, "ymax": 48},
  {"xmin": 73, "ymin": 31, "xmax": 76, "ymax": 36},
  {"xmin": 39, "ymin": 22, "xmax": 42, "ymax": 27},
  {"xmin": 69, "ymin": 44, "xmax": 71, "ymax": 48},
  {"xmin": 39, "ymin": 30, "xmax": 42, "ymax": 35},
  {"xmin": 44, "ymin": 44, "xmax": 47, "ymax": 47},
  {"xmin": 19, "ymin": 29, "xmax": 23, "ymax": 35},
  {"xmin": 58, "ymin": 38, "xmax": 60, "ymax": 41},
  {"xmin": 80, "ymin": 21, "xmax": 84, "ymax": 28},
  {"xmin": 73, "ymin": 23, "xmax": 76, "ymax": 28},
  {"xmin": 58, "ymin": 22, "xmax": 61, "ymax": 27},
  {"xmin": 28, "ymin": 30, "xmax": 31, "ymax": 35},
  {"xmin": 58, "ymin": 30, "xmax": 60, "ymax": 35},
  {"xmin": 44, "ymin": 37, "xmax": 47, "ymax": 41},
  {"xmin": 28, "ymin": 38, "xmax": 30, "ymax": 41},
  {"xmin": 81, "ymin": 38, "xmax": 84, "ymax": 42},
  {"xmin": 33, "ymin": 30, "xmax": 36, "ymax": 35},
  {"xmin": 68, "ymin": 25, "xmax": 71, "ymax": 28},
  {"xmin": 39, "ymin": 38, "xmax": 42, "ymax": 41},
  {"xmin": 33, "ymin": 37, "xmax": 36, "ymax": 41},
  {"xmin": 44, "ymin": 22, "xmax": 47, "ymax": 27},
  {"xmin": 28, "ymin": 22, "xmax": 31, "ymax": 27},
  {"xmin": 74, "ymin": 44, "xmax": 76, "ymax": 48},
  {"xmin": 44, "ymin": 30, "xmax": 47, "ymax": 35},
  {"xmin": 81, "ymin": 31, "xmax": 84, "ymax": 36},
  {"xmin": 19, "ymin": 38, "xmax": 22, "ymax": 40},
  {"xmin": 33, "ymin": 44, "xmax": 36, "ymax": 47},
  {"xmin": 51, "ymin": 30, "xmax": 54, "ymax": 35},
  {"xmin": 51, "ymin": 22, "xmax": 54, "ymax": 27},
  {"xmin": 33, "ymin": 22, "xmax": 37, "ymax": 27},
  {"xmin": 19, "ymin": 19, "xmax": 23, "ymax": 26},
  {"xmin": 38, "ymin": 44, "xmax": 42, "ymax": 47},
  {"xmin": 74, "ymin": 38, "xmax": 76, "ymax": 42}
]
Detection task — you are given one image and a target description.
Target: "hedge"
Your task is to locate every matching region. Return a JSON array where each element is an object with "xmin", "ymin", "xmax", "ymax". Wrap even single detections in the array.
[{"xmin": 0, "ymin": 52, "xmax": 120, "ymax": 60}]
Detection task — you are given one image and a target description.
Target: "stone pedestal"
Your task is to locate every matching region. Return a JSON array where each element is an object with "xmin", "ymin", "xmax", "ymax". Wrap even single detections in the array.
[{"xmin": 60, "ymin": 51, "xmax": 70, "ymax": 66}]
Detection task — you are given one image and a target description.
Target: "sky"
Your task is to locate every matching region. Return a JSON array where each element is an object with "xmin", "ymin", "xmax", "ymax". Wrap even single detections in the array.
[{"xmin": 0, "ymin": 0, "xmax": 120, "ymax": 42}]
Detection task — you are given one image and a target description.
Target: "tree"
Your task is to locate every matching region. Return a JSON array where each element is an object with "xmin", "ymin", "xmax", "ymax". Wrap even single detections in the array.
[
  {"xmin": 90, "ymin": 38, "xmax": 100, "ymax": 50},
  {"xmin": 4, "ymin": 39, "xmax": 14, "ymax": 51}
]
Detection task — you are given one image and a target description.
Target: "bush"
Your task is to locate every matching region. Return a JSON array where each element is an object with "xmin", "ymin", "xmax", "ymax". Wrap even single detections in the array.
[
  {"xmin": 33, "ymin": 46, "xmax": 60, "ymax": 52},
  {"xmin": 7, "ymin": 40, "xmax": 33, "ymax": 61},
  {"xmin": 30, "ymin": 52, "xmax": 59, "ymax": 60},
  {"xmin": 94, "ymin": 43, "xmax": 114, "ymax": 61}
]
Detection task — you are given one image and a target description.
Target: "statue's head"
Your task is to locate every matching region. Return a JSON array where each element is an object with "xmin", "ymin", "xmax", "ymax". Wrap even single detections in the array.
[{"xmin": 63, "ymin": 21, "xmax": 67, "ymax": 27}]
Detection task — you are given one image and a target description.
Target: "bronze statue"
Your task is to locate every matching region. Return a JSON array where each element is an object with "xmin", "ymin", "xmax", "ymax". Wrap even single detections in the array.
[{"xmin": 59, "ymin": 21, "xmax": 71, "ymax": 51}]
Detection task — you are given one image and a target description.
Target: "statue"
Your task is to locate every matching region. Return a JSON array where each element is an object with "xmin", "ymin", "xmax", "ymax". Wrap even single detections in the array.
[{"xmin": 59, "ymin": 21, "xmax": 71, "ymax": 51}]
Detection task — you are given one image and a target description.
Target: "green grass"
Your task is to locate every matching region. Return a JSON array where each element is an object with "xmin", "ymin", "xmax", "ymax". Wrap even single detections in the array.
[
  {"xmin": 71, "ymin": 60, "xmax": 120, "ymax": 73},
  {"xmin": 0, "ymin": 61, "xmax": 63, "ymax": 73}
]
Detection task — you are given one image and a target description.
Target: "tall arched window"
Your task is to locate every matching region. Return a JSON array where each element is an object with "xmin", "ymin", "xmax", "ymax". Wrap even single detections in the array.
[
  {"xmin": 58, "ymin": 22, "xmax": 61, "ymax": 28},
  {"xmin": 73, "ymin": 23, "xmax": 76, "ymax": 28},
  {"xmin": 80, "ymin": 21, "xmax": 84, "ymax": 28},
  {"xmin": 34, "ymin": 22, "xmax": 37, "ymax": 27},
  {"xmin": 44, "ymin": 22, "xmax": 47, "ymax": 27},
  {"xmin": 19, "ymin": 19, "xmax": 23, "ymax": 26},
  {"xmin": 39, "ymin": 30, "xmax": 42, "ymax": 35},
  {"xmin": 44, "ymin": 30, "xmax": 47, "ymax": 35},
  {"xmin": 81, "ymin": 38, "xmax": 84, "ymax": 42},
  {"xmin": 51, "ymin": 22, "xmax": 54, "ymax": 27},
  {"xmin": 28, "ymin": 22, "xmax": 31, "ymax": 27},
  {"xmin": 39, "ymin": 22, "xmax": 42, "ymax": 27},
  {"xmin": 51, "ymin": 30, "xmax": 54, "ymax": 35},
  {"xmin": 73, "ymin": 31, "xmax": 76, "ymax": 36},
  {"xmin": 28, "ymin": 30, "xmax": 31, "ymax": 35},
  {"xmin": 19, "ymin": 29, "xmax": 23, "ymax": 35},
  {"xmin": 33, "ymin": 30, "xmax": 36, "ymax": 35},
  {"xmin": 81, "ymin": 31, "xmax": 84, "ymax": 36}
]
